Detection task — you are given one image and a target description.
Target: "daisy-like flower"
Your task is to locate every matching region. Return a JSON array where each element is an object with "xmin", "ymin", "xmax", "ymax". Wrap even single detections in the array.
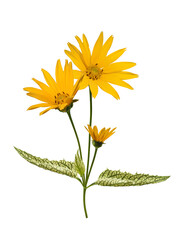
[
  {"xmin": 24, "ymin": 60, "xmax": 83, "ymax": 115},
  {"xmin": 85, "ymin": 125, "xmax": 116, "ymax": 148},
  {"xmin": 65, "ymin": 32, "xmax": 138, "ymax": 99}
]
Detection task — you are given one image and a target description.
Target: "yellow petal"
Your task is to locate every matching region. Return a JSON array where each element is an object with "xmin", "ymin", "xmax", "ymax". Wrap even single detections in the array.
[
  {"xmin": 39, "ymin": 106, "xmax": 56, "ymax": 115},
  {"xmin": 89, "ymin": 80, "xmax": 98, "ymax": 98},
  {"xmin": 72, "ymin": 74, "xmax": 84, "ymax": 96},
  {"xmin": 41, "ymin": 69, "xmax": 58, "ymax": 93},
  {"xmin": 99, "ymin": 128, "xmax": 108, "ymax": 142},
  {"xmin": 96, "ymin": 80, "xmax": 120, "ymax": 99},
  {"xmin": 93, "ymin": 126, "xmax": 99, "ymax": 141},
  {"xmin": 65, "ymin": 50, "xmax": 86, "ymax": 71},
  {"xmin": 24, "ymin": 87, "xmax": 42, "ymax": 94},
  {"xmin": 100, "ymin": 48, "xmax": 126, "ymax": 68},
  {"xmin": 83, "ymin": 34, "xmax": 91, "ymax": 62},
  {"xmin": 67, "ymin": 43, "xmax": 86, "ymax": 67},
  {"xmin": 101, "ymin": 74, "xmax": 134, "ymax": 90},
  {"xmin": 91, "ymin": 32, "xmax": 103, "ymax": 65},
  {"xmin": 27, "ymin": 103, "xmax": 51, "ymax": 110},
  {"xmin": 102, "ymin": 128, "xmax": 111, "ymax": 141},
  {"xmin": 64, "ymin": 60, "xmax": 73, "ymax": 94},
  {"xmin": 79, "ymin": 76, "xmax": 89, "ymax": 90},
  {"xmin": 98, "ymin": 35, "xmax": 113, "ymax": 64},
  {"xmin": 99, "ymin": 128, "xmax": 106, "ymax": 141},
  {"xmin": 55, "ymin": 59, "xmax": 64, "ymax": 91},
  {"xmin": 103, "ymin": 62, "xmax": 136, "ymax": 73},
  {"xmin": 32, "ymin": 78, "xmax": 54, "ymax": 96},
  {"xmin": 73, "ymin": 70, "xmax": 82, "ymax": 79},
  {"xmin": 75, "ymin": 36, "xmax": 90, "ymax": 66},
  {"xmin": 26, "ymin": 92, "xmax": 53, "ymax": 103},
  {"xmin": 68, "ymin": 61, "xmax": 74, "ymax": 94}
]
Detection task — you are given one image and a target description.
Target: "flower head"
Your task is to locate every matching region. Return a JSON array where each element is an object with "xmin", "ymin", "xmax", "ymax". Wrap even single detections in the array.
[
  {"xmin": 65, "ymin": 32, "xmax": 138, "ymax": 99},
  {"xmin": 24, "ymin": 60, "xmax": 82, "ymax": 115},
  {"xmin": 85, "ymin": 125, "xmax": 116, "ymax": 148}
]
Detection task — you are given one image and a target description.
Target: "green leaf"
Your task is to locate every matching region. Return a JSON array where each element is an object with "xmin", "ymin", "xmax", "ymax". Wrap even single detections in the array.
[
  {"xmin": 74, "ymin": 151, "xmax": 85, "ymax": 176},
  {"xmin": 96, "ymin": 169, "xmax": 170, "ymax": 187},
  {"xmin": 14, "ymin": 147, "xmax": 78, "ymax": 179}
]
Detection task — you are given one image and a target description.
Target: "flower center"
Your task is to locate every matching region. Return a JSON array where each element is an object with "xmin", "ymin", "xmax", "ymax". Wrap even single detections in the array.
[
  {"xmin": 86, "ymin": 64, "xmax": 103, "ymax": 80},
  {"xmin": 54, "ymin": 92, "xmax": 70, "ymax": 105}
]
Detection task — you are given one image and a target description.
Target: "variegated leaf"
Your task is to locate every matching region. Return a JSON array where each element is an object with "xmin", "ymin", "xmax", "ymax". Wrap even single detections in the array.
[
  {"xmin": 74, "ymin": 151, "xmax": 85, "ymax": 176},
  {"xmin": 96, "ymin": 169, "xmax": 170, "ymax": 187},
  {"xmin": 14, "ymin": 147, "xmax": 78, "ymax": 179}
]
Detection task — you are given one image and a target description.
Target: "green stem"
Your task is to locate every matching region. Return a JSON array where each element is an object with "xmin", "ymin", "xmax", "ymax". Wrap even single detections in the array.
[
  {"xmin": 83, "ymin": 187, "xmax": 88, "ymax": 218},
  {"xmin": 87, "ymin": 148, "xmax": 98, "ymax": 183},
  {"xmin": 83, "ymin": 148, "xmax": 98, "ymax": 218},
  {"xmin": 87, "ymin": 182, "xmax": 96, "ymax": 189},
  {"xmin": 67, "ymin": 110, "xmax": 82, "ymax": 160},
  {"xmin": 86, "ymin": 87, "xmax": 93, "ymax": 179}
]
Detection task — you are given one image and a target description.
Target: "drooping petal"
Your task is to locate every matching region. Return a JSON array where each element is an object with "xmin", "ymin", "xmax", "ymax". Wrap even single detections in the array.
[
  {"xmin": 96, "ymin": 80, "xmax": 120, "ymax": 99},
  {"xmin": 103, "ymin": 62, "xmax": 136, "ymax": 73},
  {"xmin": 89, "ymin": 80, "xmax": 98, "ymax": 98},
  {"xmin": 39, "ymin": 106, "xmax": 57, "ymax": 115}
]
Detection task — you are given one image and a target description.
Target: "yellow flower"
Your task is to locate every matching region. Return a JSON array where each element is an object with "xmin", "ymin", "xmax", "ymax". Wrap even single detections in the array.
[
  {"xmin": 24, "ymin": 60, "xmax": 82, "ymax": 115},
  {"xmin": 65, "ymin": 32, "xmax": 138, "ymax": 99},
  {"xmin": 85, "ymin": 125, "xmax": 116, "ymax": 148}
]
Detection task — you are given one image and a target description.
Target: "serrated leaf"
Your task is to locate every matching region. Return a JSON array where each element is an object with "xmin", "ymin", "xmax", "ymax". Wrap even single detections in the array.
[
  {"xmin": 14, "ymin": 147, "xmax": 78, "ymax": 179},
  {"xmin": 96, "ymin": 169, "xmax": 170, "ymax": 187},
  {"xmin": 74, "ymin": 151, "xmax": 85, "ymax": 176}
]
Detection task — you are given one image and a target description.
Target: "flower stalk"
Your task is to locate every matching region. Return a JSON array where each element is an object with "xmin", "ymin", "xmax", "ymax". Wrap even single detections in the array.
[{"xmin": 67, "ymin": 110, "xmax": 82, "ymax": 160}]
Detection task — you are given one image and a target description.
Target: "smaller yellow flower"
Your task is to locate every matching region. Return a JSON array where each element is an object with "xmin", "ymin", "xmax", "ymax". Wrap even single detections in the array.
[
  {"xmin": 85, "ymin": 125, "xmax": 116, "ymax": 148},
  {"xmin": 24, "ymin": 59, "xmax": 83, "ymax": 115}
]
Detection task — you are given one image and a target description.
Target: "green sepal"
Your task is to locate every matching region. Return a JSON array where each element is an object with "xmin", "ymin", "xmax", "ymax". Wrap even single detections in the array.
[
  {"xmin": 14, "ymin": 147, "xmax": 78, "ymax": 179},
  {"xmin": 92, "ymin": 140, "xmax": 104, "ymax": 148},
  {"xmin": 74, "ymin": 150, "xmax": 85, "ymax": 177},
  {"xmin": 96, "ymin": 169, "xmax": 170, "ymax": 187}
]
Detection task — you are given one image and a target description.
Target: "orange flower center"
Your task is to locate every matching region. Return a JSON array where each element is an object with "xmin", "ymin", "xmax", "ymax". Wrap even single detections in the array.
[
  {"xmin": 86, "ymin": 64, "xmax": 103, "ymax": 80},
  {"xmin": 54, "ymin": 92, "xmax": 70, "ymax": 105}
]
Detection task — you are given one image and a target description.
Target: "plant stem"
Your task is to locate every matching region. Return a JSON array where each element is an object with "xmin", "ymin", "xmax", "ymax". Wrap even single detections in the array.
[
  {"xmin": 87, "ymin": 148, "xmax": 98, "ymax": 183},
  {"xmin": 83, "ymin": 148, "xmax": 98, "ymax": 218},
  {"xmin": 86, "ymin": 87, "xmax": 93, "ymax": 179},
  {"xmin": 67, "ymin": 110, "xmax": 82, "ymax": 159},
  {"xmin": 83, "ymin": 187, "xmax": 88, "ymax": 218}
]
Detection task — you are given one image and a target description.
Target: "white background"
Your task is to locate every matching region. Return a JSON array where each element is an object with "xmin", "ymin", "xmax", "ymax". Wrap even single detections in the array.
[{"xmin": 0, "ymin": 0, "xmax": 180, "ymax": 239}]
